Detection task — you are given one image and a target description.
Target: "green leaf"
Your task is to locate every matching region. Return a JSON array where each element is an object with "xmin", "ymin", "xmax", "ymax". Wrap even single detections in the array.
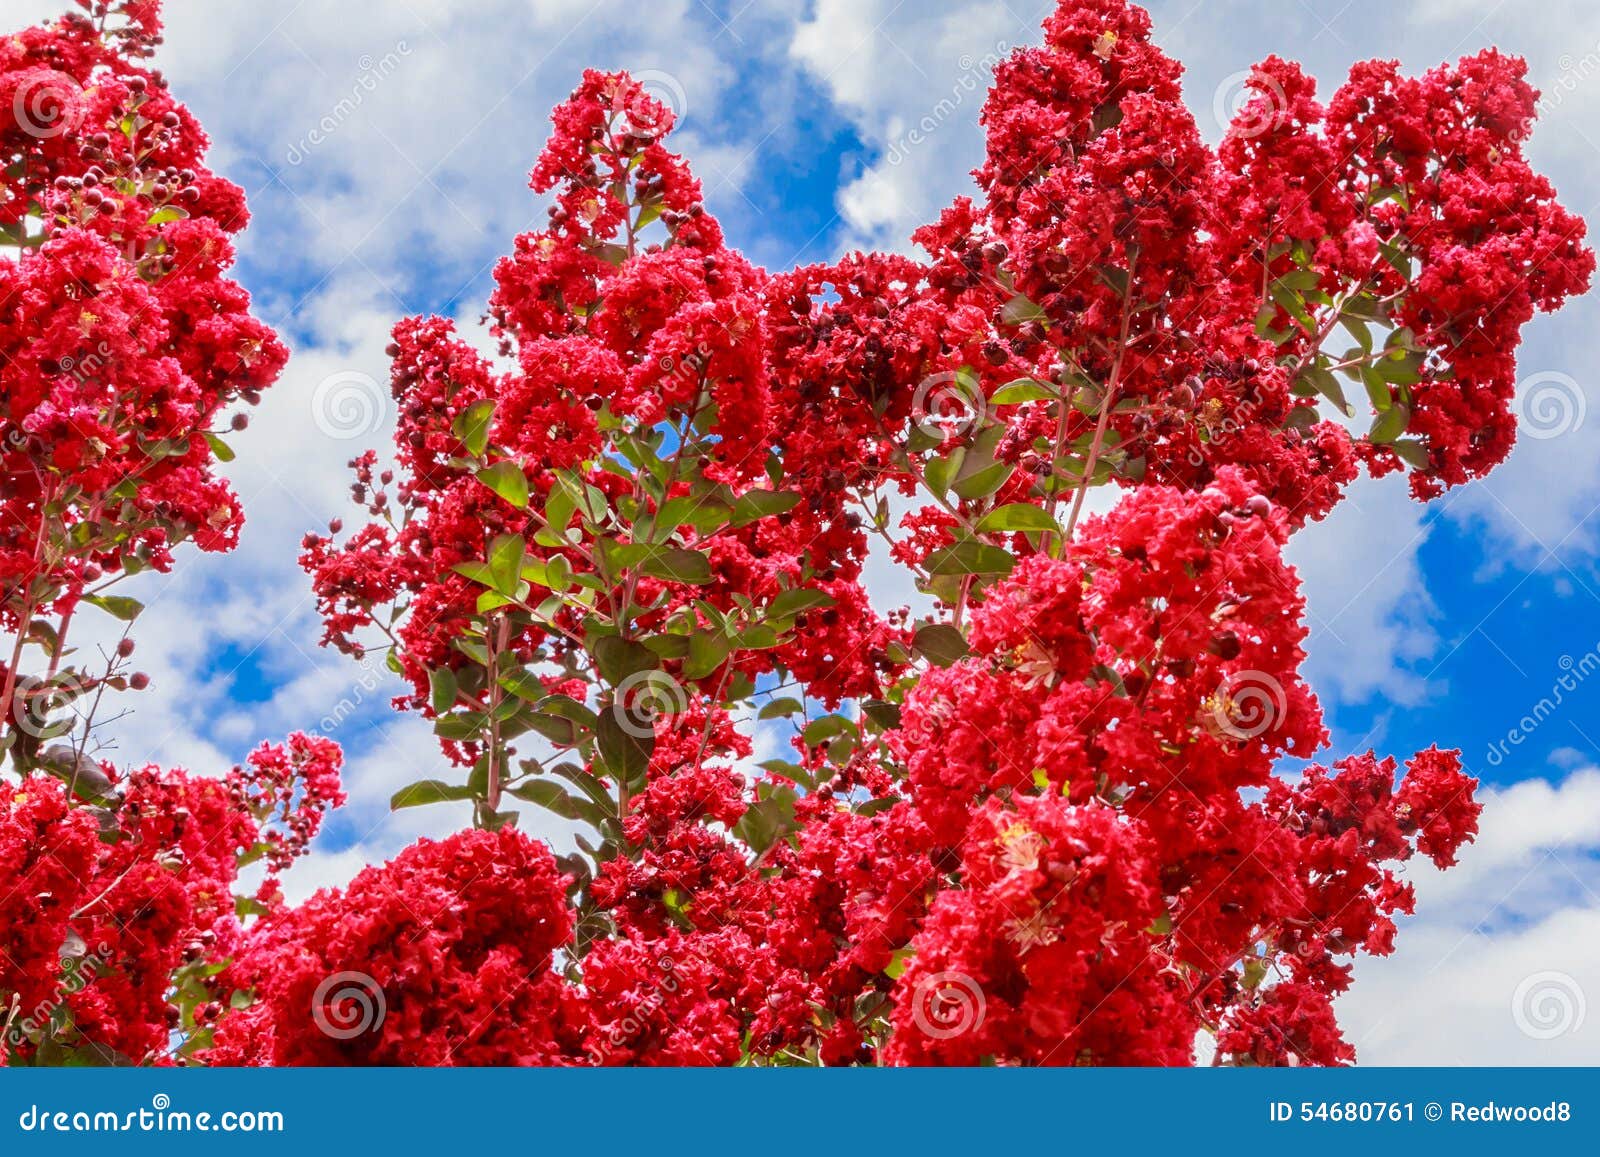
[
  {"xmin": 975, "ymin": 503, "xmax": 1059, "ymax": 534},
  {"xmin": 83, "ymin": 594, "xmax": 143, "ymax": 622},
  {"xmin": 1340, "ymin": 315, "xmax": 1374, "ymax": 355},
  {"xmin": 594, "ymin": 636, "xmax": 658, "ymax": 686},
  {"xmin": 507, "ymin": 778, "xmax": 602, "ymax": 823},
  {"xmin": 923, "ymin": 449, "xmax": 964, "ymax": 497},
  {"xmin": 885, "ymin": 947, "xmax": 915, "ymax": 980},
  {"xmin": 428, "ymin": 668, "xmax": 458, "ymax": 715},
  {"xmin": 452, "ymin": 561, "xmax": 497, "ymax": 587},
  {"xmin": 734, "ymin": 784, "xmax": 799, "ymax": 855},
  {"xmin": 684, "ymin": 630, "xmax": 732, "ymax": 681},
  {"xmin": 1392, "ymin": 439, "xmax": 1430, "ymax": 469},
  {"xmin": 433, "ymin": 711, "xmax": 489, "ymax": 741},
  {"xmin": 597, "ymin": 710, "xmax": 653, "ymax": 792},
  {"xmin": 757, "ymin": 697, "xmax": 805, "ymax": 720},
  {"xmin": 146, "ymin": 205, "xmax": 189, "ymax": 227},
  {"xmin": 538, "ymin": 694, "xmax": 599, "ymax": 731},
  {"xmin": 202, "ymin": 431, "xmax": 235, "ymax": 462},
  {"xmin": 1361, "ymin": 364, "xmax": 1392, "ymax": 411},
  {"xmin": 756, "ymin": 759, "xmax": 814, "ymax": 791},
  {"xmin": 637, "ymin": 546, "xmax": 713, "ymax": 585},
  {"xmin": 951, "ymin": 460, "xmax": 1015, "ymax": 500},
  {"xmin": 538, "ymin": 486, "xmax": 577, "ymax": 546},
  {"xmin": 990, "ymin": 378, "xmax": 1058, "ymax": 405},
  {"xmin": 497, "ymin": 667, "xmax": 547, "ymax": 702},
  {"xmin": 924, "ymin": 539, "xmax": 1015, "ymax": 578},
  {"xmin": 1303, "ymin": 363, "xmax": 1354, "ymax": 417},
  {"xmin": 768, "ymin": 588, "xmax": 835, "ymax": 620},
  {"xmin": 1368, "ymin": 402, "xmax": 1410, "ymax": 445},
  {"xmin": 1000, "ymin": 294, "xmax": 1047, "ymax": 326},
  {"xmin": 802, "ymin": 713, "xmax": 855, "ymax": 747},
  {"xmin": 476, "ymin": 460, "xmax": 529, "ymax": 509},
  {"xmin": 487, "ymin": 533, "xmax": 526, "ymax": 596},
  {"xmin": 912, "ymin": 622, "xmax": 969, "ymax": 668},
  {"xmin": 453, "ymin": 399, "xmax": 496, "ymax": 458},
  {"xmin": 391, "ymin": 779, "xmax": 477, "ymax": 810},
  {"xmin": 861, "ymin": 700, "xmax": 902, "ymax": 730},
  {"xmin": 730, "ymin": 489, "xmax": 802, "ymax": 527}
]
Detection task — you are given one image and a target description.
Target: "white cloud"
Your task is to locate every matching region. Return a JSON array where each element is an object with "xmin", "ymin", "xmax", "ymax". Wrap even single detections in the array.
[
  {"xmin": 789, "ymin": 0, "xmax": 1053, "ymax": 251},
  {"xmin": 1288, "ymin": 479, "xmax": 1440, "ymax": 707},
  {"xmin": 1341, "ymin": 765, "xmax": 1600, "ymax": 1063}
]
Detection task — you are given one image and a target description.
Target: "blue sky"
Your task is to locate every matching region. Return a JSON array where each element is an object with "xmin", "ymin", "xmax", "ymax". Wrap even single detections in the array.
[{"xmin": 13, "ymin": 0, "xmax": 1600, "ymax": 1063}]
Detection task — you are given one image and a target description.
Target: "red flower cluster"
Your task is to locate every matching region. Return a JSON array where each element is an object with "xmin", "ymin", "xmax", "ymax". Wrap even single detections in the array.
[
  {"xmin": 278, "ymin": 0, "xmax": 1574, "ymax": 1068},
  {"xmin": 208, "ymin": 828, "xmax": 583, "ymax": 1066},
  {"xmin": 5, "ymin": 0, "xmax": 1587, "ymax": 1068},
  {"xmin": 1, "ymin": 2, "xmax": 324, "ymax": 1067},
  {"xmin": 2, "ymin": 0, "xmax": 286, "ymax": 767},
  {"xmin": 1, "ymin": 734, "xmax": 343, "ymax": 1063}
]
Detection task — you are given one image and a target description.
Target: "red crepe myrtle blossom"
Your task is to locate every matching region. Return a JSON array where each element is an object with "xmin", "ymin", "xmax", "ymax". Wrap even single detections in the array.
[
  {"xmin": 2, "ymin": 734, "xmax": 343, "ymax": 1063},
  {"xmin": 8, "ymin": 0, "xmax": 1583, "ymax": 1067},
  {"xmin": 278, "ymin": 0, "xmax": 1576, "ymax": 1069},
  {"xmin": 2, "ymin": 0, "xmax": 286, "ymax": 765},
  {"xmin": 274, "ymin": 0, "xmax": 1586, "ymax": 1068},
  {"xmin": 1, "ymin": 2, "xmax": 335, "ymax": 1067}
]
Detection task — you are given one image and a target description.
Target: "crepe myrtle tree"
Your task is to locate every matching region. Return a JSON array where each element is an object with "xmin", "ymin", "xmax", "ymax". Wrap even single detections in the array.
[
  {"xmin": 269, "ymin": 0, "xmax": 1592, "ymax": 1067},
  {"xmin": 1, "ymin": 1, "xmax": 344, "ymax": 1066},
  {"xmin": 7, "ymin": 0, "xmax": 1590, "ymax": 1067}
]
